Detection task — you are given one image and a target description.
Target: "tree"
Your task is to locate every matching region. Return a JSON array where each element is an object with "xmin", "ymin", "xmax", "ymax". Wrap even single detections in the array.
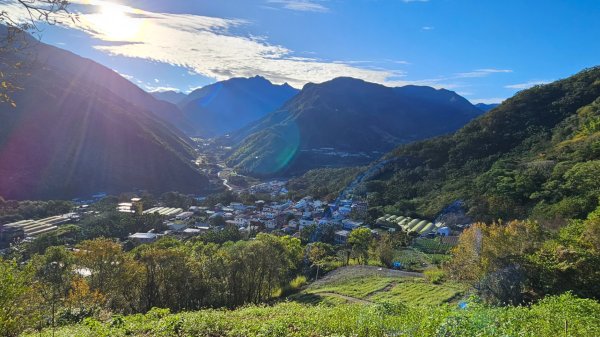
[
  {"xmin": 347, "ymin": 228, "xmax": 372, "ymax": 264},
  {"xmin": 375, "ymin": 233, "xmax": 395, "ymax": 267},
  {"xmin": 0, "ymin": 258, "xmax": 39, "ymax": 336},
  {"xmin": 32, "ymin": 246, "xmax": 73, "ymax": 335},
  {"xmin": 306, "ymin": 242, "xmax": 332, "ymax": 280}
]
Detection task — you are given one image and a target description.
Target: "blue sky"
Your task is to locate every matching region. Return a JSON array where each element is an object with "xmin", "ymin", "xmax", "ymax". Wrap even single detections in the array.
[{"xmin": 4, "ymin": 0, "xmax": 600, "ymax": 103}]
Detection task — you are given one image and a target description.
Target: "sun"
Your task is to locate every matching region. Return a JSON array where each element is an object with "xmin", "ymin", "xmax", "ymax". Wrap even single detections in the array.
[{"xmin": 90, "ymin": 3, "xmax": 142, "ymax": 41}]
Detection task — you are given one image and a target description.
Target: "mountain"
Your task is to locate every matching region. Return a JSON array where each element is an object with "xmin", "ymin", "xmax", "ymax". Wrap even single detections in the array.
[
  {"xmin": 178, "ymin": 76, "xmax": 299, "ymax": 137},
  {"xmin": 362, "ymin": 67, "xmax": 600, "ymax": 223},
  {"xmin": 475, "ymin": 103, "xmax": 500, "ymax": 112},
  {"xmin": 226, "ymin": 77, "xmax": 483, "ymax": 176},
  {"xmin": 152, "ymin": 90, "xmax": 187, "ymax": 105},
  {"xmin": 0, "ymin": 36, "xmax": 208, "ymax": 200},
  {"xmin": 151, "ymin": 90, "xmax": 187, "ymax": 105}
]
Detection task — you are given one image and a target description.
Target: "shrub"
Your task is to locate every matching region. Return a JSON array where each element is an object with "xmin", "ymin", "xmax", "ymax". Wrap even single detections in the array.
[{"xmin": 424, "ymin": 268, "xmax": 446, "ymax": 284}]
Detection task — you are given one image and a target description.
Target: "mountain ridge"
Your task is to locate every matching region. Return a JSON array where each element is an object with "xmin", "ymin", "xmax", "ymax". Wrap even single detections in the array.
[
  {"xmin": 226, "ymin": 77, "xmax": 483, "ymax": 176},
  {"xmin": 0, "ymin": 37, "xmax": 208, "ymax": 200},
  {"xmin": 179, "ymin": 75, "xmax": 299, "ymax": 137}
]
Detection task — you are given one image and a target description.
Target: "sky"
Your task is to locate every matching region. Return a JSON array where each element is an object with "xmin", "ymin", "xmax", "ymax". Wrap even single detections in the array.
[{"xmin": 2, "ymin": 0, "xmax": 600, "ymax": 103}]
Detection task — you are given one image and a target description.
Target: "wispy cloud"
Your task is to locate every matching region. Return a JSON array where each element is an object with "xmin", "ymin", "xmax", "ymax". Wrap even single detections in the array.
[
  {"xmin": 147, "ymin": 86, "xmax": 181, "ymax": 93},
  {"xmin": 456, "ymin": 68, "xmax": 513, "ymax": 78},
  {"xmin": 421, "ymin": 26, "xmax": 434, "ymax": 30},
  {"xmin": 266, "ymin": 0, "xmax": 329, "ymax": 12},
  {"xmin": 505, "ymin": 80, "xmax": 550, "ymax": 90},
  {"xmin": 1, "ymin": 0, "xmax": 416, "ymax": 88},
  {"xmin": 0, "ymin": 0, "xmax": 505, "ymax": 94}
]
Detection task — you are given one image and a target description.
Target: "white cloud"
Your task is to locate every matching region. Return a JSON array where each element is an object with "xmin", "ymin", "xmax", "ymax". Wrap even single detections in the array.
[
  {"xmin": 505, "ymin": 80, "xmax": 550, "ymax": 90},
  {"xmin": 1, "ymin": 0, "xmax": 412, "ymax": 88},
  {"xmin": 147, "ymin": 86, "xmax": 180, "ymax": 93},
  {"xmin": 421, "ymin": 26, "xmax": 434, "ymax": 30},
  {"xmin": 456, "ymin": 68, "xmax": 513, "ymax": 78},
  {"xmin": 266, "ymin": 0, "xmax": 329, "ymax": 12}
]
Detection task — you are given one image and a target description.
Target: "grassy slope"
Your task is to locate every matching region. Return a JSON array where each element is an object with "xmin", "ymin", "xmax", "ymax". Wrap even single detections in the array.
[{"xmin": 26, "ymin": 294, "xmax": 600, "ymax": 336}]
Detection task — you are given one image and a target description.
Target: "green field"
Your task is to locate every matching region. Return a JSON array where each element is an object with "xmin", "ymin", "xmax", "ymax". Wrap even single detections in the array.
[
  {"xmin": 292, "ymin": 266, "xmax": 466, "ymax": 307},
  {"xmin": 27, "ymin": 293, "xmax": 600, "ymax": 337},
  {"xmin": 413, "ymin": 238, "xmax": 455, "ymax": 254}
]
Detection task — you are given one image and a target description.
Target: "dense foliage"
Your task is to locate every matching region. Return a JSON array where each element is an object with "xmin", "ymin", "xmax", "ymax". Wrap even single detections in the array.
[
  {"xmin": 25, "ymin": 293, "xmax": 600, "ymax": 337},
  {"xmin": 365, "ymin": 67, "xmax": 600, "ymax": 222},
  {"xmin": 445, "ymin": 206, "xmax": 600, "ymax": 305},
  {"xmin": 0, "ymin": 199, "xmax": 72, "ymax": 224},
  {"xmin": 0, "ymin": 234, "xmax": 303, "ymax": 335},
  {"xmin": 286, "ymin": 167, "xmax": 364, "ymax": 200}
]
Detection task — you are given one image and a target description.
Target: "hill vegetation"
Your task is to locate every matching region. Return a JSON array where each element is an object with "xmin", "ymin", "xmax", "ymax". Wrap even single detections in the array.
[
  {"xmin": 23, "ymin": 293, "xmax": 600, "ymax": 337},
  {"xmin": 286, "ymin": 167, "xmax": 364, "ymax": 200},
  {"xmin": 364, "ymin": 67, "xmax": 600, "ymax": 222}
]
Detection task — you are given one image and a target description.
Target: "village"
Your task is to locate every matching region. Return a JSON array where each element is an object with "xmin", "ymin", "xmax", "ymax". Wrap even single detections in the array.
[{"xmin": 1, "ymin": 181, "xmax": 460, "ymax": 253}]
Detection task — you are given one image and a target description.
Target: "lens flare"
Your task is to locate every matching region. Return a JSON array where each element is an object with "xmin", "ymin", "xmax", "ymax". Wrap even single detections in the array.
[{"xmin": 88, "ymin": 3, "xmax": 143, "ymax": 41}]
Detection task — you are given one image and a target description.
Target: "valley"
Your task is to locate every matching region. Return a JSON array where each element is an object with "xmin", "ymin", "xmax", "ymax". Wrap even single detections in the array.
[{"xmin": 1, "ymin": 2, "xmax": 600, "ymax": 335}]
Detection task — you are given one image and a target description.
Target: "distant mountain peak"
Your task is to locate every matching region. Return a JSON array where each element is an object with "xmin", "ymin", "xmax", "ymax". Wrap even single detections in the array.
[{"xmin": 178, "ymin": 75, "xmax": 299, "ymax": 137}]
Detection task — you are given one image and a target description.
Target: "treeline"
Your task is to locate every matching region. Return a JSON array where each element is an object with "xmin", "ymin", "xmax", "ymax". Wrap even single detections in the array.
[
  {"xmin": 0, "ymin": 234, "xmax": 303, "ymax": 336},
  {"xmin": 0, "ymin": 199, "xmax": 73, "ymax": 224},
  {"xmin": 445, "ymin": 204, "xmax": 600, "ymax": 305}
]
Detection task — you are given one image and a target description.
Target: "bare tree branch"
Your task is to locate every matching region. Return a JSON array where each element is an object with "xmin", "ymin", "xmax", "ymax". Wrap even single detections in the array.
[{"xmin": 0, "ymin": 0, "xmax": 74, "ymax": 106}]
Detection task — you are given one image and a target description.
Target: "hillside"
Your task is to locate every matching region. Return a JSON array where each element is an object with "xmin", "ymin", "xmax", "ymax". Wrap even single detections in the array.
[
  {"xmin": 0, "ymin": 40, "xmax": 209, "ymax": 200},
  {"xmin": 227, "ymin": 77, "xmax": 482, "ymax": 176},
  {"xmin": 363, "ymin": 67, "xmax": 600, "ymax": 222},
  {"xmin": 23, "ymin": 39, "xmax": 194, "ymax": 134},
  {"xmin": 151, "ymin": 90, "xmax": 187, "ymax": 105},
  {"xmin": 26, "ymin": 293, "xmax": 600, "ymax": 336},
  {"xmin": 179, "ymin": 76, "xmax": 299, "ymax": 137}
]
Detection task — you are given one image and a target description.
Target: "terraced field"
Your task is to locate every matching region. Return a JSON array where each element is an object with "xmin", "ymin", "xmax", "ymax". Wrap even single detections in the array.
[
  {"xmin": 292, "ymin": 266, "xmax": 466, "ymax": 307},
  {"xmin": 369, "ymin": 279, "xmax": 465, "ymax": 305}
]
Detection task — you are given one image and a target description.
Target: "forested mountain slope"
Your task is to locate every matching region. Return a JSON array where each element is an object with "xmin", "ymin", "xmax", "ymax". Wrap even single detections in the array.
[
  {"xmin": 365, "ymin": 67, "xmax": 600, "ymax": 222},
  {"xmin": 0, "ymin": 39, "xmax": 208, "ymax": 200},
  {"xmin": 227, "ymin": 77, "xmax": 482, "ymax": 176}
]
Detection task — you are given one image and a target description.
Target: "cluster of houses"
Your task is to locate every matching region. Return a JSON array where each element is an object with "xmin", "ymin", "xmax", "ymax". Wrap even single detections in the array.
[
  {"xmin": 247, "ymin": 180, "xmax": 289, "ymax": 196},
  {"xmin": 123, "ymin": 196, "xmax": 371, "ymax": 245}
]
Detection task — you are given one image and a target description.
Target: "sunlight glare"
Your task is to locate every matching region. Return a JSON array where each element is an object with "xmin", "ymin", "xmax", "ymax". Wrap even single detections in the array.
[{"xmin": 91, "ymin": 3, "xmax": 143, "ymax": 41}]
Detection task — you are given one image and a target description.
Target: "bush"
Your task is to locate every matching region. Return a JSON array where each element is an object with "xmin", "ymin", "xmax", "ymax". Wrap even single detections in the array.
[{"xmin": 424, "ymin": 268, "xmax": 446, "ymax": 284}]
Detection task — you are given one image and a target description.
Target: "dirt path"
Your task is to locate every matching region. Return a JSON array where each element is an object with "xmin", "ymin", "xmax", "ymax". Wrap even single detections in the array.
[
  {"xmin": 314, "ymin": 292, "xmax": 374, "ymax": 305},
  {"xmin": 365, "ymin": 281, "xmax": 398, "ymax": 299}
]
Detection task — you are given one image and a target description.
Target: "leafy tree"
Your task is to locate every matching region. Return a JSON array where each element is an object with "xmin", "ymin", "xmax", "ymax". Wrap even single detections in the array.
[
  {"xmin": 306, "ymin": 242, "xmax": 333, "ymax": 280},
  {"xmin": 0, "ymin": 259, "xmax": 39, "ymax": 336},
  {"xmin": 32, "ymin": 246, "xmax": 74, "ymax": 334},
  {"xmin": 347, "ymin": 228, "xmax": 372, "ymax": 264}
]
